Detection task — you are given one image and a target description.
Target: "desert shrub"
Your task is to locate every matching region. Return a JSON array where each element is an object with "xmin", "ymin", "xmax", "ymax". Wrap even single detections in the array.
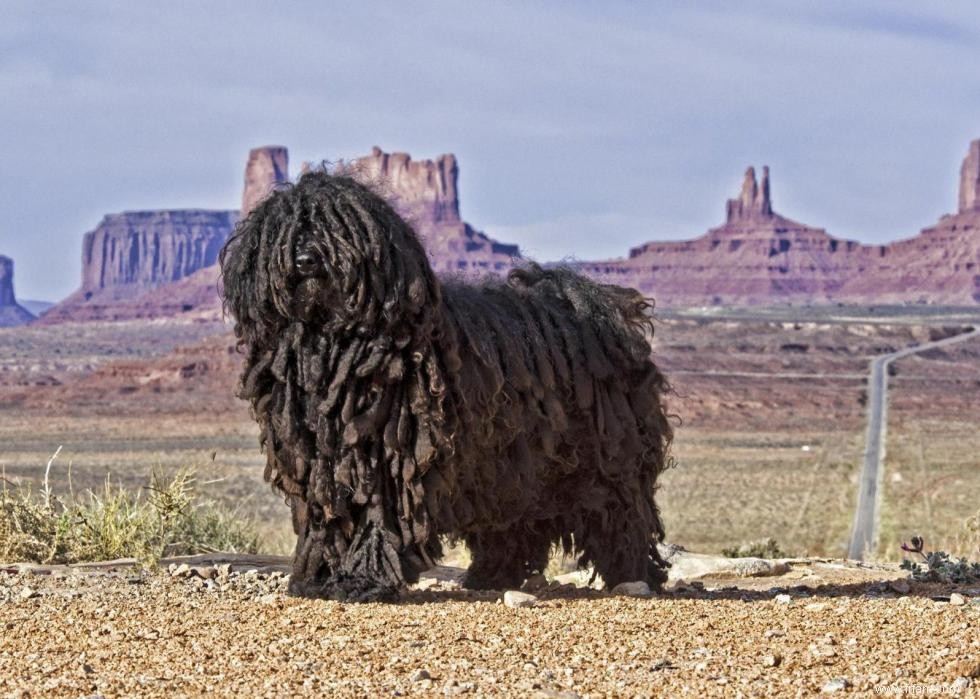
[
  {"xmin": 722, "ymin": 537, "xmax": 786, "ymax": 559},
  {"xmin": 0, "ymin": 462, "xmax": 259, "ymax": 565},
  {"xmin": 900, "ymin": 535, "xmax": 980, "ymax": 584}
]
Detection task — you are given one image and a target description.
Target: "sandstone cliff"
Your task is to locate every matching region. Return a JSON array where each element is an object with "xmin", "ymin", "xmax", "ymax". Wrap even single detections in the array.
[
  {"xmin": 577, "ymin": 152, "xmax": 980, "ymax": 306},
  {"xmin": 44, "ymin": 146, "xmax": 520, "ymax": 322},
  {"xmin": 340, "ymin": 147, "xmax": 519, "ymax": 274},
  {"xmin": 242, "ymin": 146, "xmax": 289, "ymax": 216},
  {"xmin": 44, "ymin": 210, "xmax": 237, "ymax": 322},
  {"xmin": 959, "ymin": 139, "xmax": 980, "ymax": 213},
  {"xmin": 0, "ymin": 255, "xmax": 36, "ymax": 327},
  {"xmin": 725, "ymin": 166, "xmax": 772, "ymax": 221},
  {"xmin": 42, "ymin": 139, "xmax": 980, "ymax": 321}
]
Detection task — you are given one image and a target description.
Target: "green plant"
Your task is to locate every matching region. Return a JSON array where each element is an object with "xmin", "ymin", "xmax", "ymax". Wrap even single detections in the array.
[
  {"xmin": 722, "ymin": 537, "xmax": 786, "ymax": 559},
  {"xmin": 900, "ymin": 536, "xmax": 980, "ymax": 584},
  {"xmin": 1, "ymin": 456, "xmax": 260, "ymax": 566}
]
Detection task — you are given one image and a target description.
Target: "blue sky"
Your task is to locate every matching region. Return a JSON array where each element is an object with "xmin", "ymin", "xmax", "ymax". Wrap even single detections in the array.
[{"xmin": 2, "ymin": 1, "xmax": 979, "ymax": 301}]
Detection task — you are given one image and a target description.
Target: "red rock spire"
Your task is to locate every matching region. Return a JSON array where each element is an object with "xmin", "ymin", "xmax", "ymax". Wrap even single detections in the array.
[
  {"xmin": 726, "ymin": 165, "xmax": 773, "ymax": 222},
  {"xmin": 959, "ymin": 139, "xmax": 980, "ymax": 213},
  {"xmin": 242, "ymin": 146, "xmax": 289, "ymax": 216}
]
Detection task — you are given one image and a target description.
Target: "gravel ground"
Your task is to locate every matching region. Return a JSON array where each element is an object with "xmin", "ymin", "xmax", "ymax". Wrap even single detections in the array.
[{"xmin": 1, "ymin": 562, "xmax": 978, "ymax": 698}]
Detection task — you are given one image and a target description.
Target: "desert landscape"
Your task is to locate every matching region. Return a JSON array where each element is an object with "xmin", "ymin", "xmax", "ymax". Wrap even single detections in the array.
[
  {"xmin": 2, "ymin": 154, "xmax": 978, "ymax": 694},
  {"xmin": 3, "ymin": 142, "xmax": 978, "ymax": 562},
  {"xmin": 3, "ymin": 303, "xmax": 978, "ymax": 560},
  {"xmin": 3, "ymin": 5, "xmax": 980, "ymax": 694}
]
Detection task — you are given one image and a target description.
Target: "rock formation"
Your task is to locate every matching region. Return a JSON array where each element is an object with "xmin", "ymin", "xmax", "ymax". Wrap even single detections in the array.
[
  {"xmin": 339, "ymin": 147, "xmax": 519, "ymax": 274},
  {"xmin": 0, "ymin": 255, "xmax": 16, "ymax": 308},
  {"xmin": 42, "ymin": 139, "xmax": 980, "ymax": 322},
  {"xmin": 577, "ymin": 158, "xmax": 980, "ymax": 306},
  {"xmin": 726, "ymin": 166, "xmax": 772, "ymax": 222},
  {"xmin": 579, "ymin": 166, "xmax": 859, "ymax": 304},
  {"xmin": 79, "ymin": 210, "xmax": 237, "ymax": 294},
  {"xmin": 959, "ymin": 139, "xmax": 980, "ymax": 213},
  {"xmin": 242, "ymin": 146, "xmax": 289, "ymax": 216},
  {"xmin": 44, "ymin": 146, "xmax": 520, "ymax": 322},
  {"xmin": 0, "ymin": 255, "xmax": 36, "ymax": 327},
  {"xmin": 343, "ymin": 147, "xmax": 461, "ymax": 225},
  {"xmin": 44, "ymin": 210, "xmax": 237, "ymax": 322}
]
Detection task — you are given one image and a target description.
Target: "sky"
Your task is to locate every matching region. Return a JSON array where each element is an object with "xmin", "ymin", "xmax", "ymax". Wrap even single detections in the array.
[{"xmin": 2, "ymin": 1, "xmax": 979, "ymax": 302}]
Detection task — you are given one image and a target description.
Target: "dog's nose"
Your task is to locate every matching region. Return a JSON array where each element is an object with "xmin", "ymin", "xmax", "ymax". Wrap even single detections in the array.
[{"xmin": 295, "ymin": 253, "xmax": 317, "ymax": 276}]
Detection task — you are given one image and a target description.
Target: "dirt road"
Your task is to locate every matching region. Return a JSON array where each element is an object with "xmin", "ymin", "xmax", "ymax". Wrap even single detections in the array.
[{"xmin": 847, "ymin": 327, "xmax": 980, "ymax": 560}]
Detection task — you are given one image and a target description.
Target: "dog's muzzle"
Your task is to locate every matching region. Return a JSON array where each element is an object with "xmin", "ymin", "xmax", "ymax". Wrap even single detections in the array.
[{"xmin": 293, "ymin": 277, "xmax": 332, "ymax": 322}]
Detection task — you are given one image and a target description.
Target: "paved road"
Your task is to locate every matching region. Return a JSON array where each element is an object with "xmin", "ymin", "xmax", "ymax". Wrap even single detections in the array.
[{"xmin": 846, "ymin": 326, "xmax": 980, "ymax": 560}]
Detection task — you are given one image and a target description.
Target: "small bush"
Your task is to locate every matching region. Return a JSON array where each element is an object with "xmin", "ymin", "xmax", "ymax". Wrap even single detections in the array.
[
  {"xmin": 900, "ymin": 535, "xmax": 980, "ymax": 584},
  {"xmin": 1, "ymin": 461, "xmax": 260, "ymax": 566},
  {"xmin": 722, "ymin": 538, "xmax": 786, "ymax": 559}
]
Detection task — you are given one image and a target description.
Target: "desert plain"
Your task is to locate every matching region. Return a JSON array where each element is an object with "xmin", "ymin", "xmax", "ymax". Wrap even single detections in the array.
[{"xmin": 3, "ymin": 305, "xmax": 977, "ymax": 561}]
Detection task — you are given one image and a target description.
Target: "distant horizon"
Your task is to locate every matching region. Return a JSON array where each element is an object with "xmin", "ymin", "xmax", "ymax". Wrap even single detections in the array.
[{"xmin": 2, "ymin": 2, "xmax": 979, "ymax": 301}]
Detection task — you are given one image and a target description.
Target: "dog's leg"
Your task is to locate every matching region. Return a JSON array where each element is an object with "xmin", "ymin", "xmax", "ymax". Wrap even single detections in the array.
[
  {"xmin": 288, "ymin": 504, "xmax": 407, "ymax": 602},
  {"xmin": 577, "ymin": 491, "xmax": 668, "ymax": 591},
  {"xmin": 462, "ymin": 526, "xmax": 552, "ymax": 590},
  {"xmin": 286, "ymin": 497, "xmax": 343, "ymax": 598}
]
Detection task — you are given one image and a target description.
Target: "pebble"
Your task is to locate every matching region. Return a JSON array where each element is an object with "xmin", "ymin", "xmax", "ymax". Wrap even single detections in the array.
[
  {"xmin": 948, "ymin": 593, "xmax": 966, "ymax": 606},
  {"xmin": 774, "ymin": 594, "xmax": 792, "ymax": 604},
  {"xmin": 761, "ymin": 654, "xmax": 781, "ymax": 668},
  {"xmin": 503, "ymin": 591, "xmax": 538, "ymax": 608},
  {"xmin": 532, "ymin": 689, "xmax": 581, "ymax": 699},
  {"xmin": 170, "ymin": 563, "xmax": 191, "ymax": 578},
  {"xmin": 822, "ymin": 677, "xmax": 850, "ymax": 693},
  {"xmin": 410, "ymin": 669, "xmax": 431, "ymax": 682},
  {"xmin": 18, "ymin": 587, "xmax": 37, "ymax": 600},
  {"xmin": 611, "ymin": 581, "xmax": 651, "ymax": 597},
  {"xmin": 443, "ymin": 679, "xmax": 474, "ymax": 695},
  {"xmin": 952, "ymin": 677, "xmax": 971, "ymax": 692},
  {"xmin": 190, "ymin": 566, "xmax": 215, "ymax": 580},
  {"xmin": 809, "ymin": 642, "xmax": 836, "ymax": 658}
]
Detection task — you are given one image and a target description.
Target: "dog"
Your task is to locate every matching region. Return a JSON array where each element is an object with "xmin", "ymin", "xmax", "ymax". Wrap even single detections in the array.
[{"xmin": 219, "ymin": 171, "xmax": 673, "ymax": 601}]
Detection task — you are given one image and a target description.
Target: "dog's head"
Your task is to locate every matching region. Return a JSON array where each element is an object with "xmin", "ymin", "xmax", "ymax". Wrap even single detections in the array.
[{"xmin": 220, "ymin": 172, "xmax": 439, "ymax": 342}]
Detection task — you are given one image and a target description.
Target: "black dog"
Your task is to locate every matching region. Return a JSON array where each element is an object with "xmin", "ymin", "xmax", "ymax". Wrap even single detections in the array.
[{"xmin": 219, "ymin": 171, "xmax": 673, "ymax": 601}]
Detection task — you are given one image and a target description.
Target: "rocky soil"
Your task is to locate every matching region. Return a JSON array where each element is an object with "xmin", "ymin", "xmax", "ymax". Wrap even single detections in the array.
[{"xmin": 1, "ymin": 555, "xmax": 977, "ymax": 697}]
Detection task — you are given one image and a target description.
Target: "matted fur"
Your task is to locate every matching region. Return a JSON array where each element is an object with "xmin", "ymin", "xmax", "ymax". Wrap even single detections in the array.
[{"xmin": 220, "ymin": 172, "xmax": 673, "ymax": 601}]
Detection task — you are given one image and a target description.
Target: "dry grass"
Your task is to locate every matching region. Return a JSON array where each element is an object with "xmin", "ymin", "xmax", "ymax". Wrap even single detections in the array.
[
  {"xmin": 0, "ymin": 452, "xmax": 260, "ymax": 565},
  {"xmin": 878, "ymin": 420, "xmax": 980, "ymax": 560},
  {"xmin": 659, "ymin": 429, "xmax": 864, "ymax": 557}
]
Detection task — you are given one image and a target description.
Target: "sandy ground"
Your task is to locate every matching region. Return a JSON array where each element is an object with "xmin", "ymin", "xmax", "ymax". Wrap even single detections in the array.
[{"xmin": 1, "ymin": 560, "xmax": 977, "ymax": 698}]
